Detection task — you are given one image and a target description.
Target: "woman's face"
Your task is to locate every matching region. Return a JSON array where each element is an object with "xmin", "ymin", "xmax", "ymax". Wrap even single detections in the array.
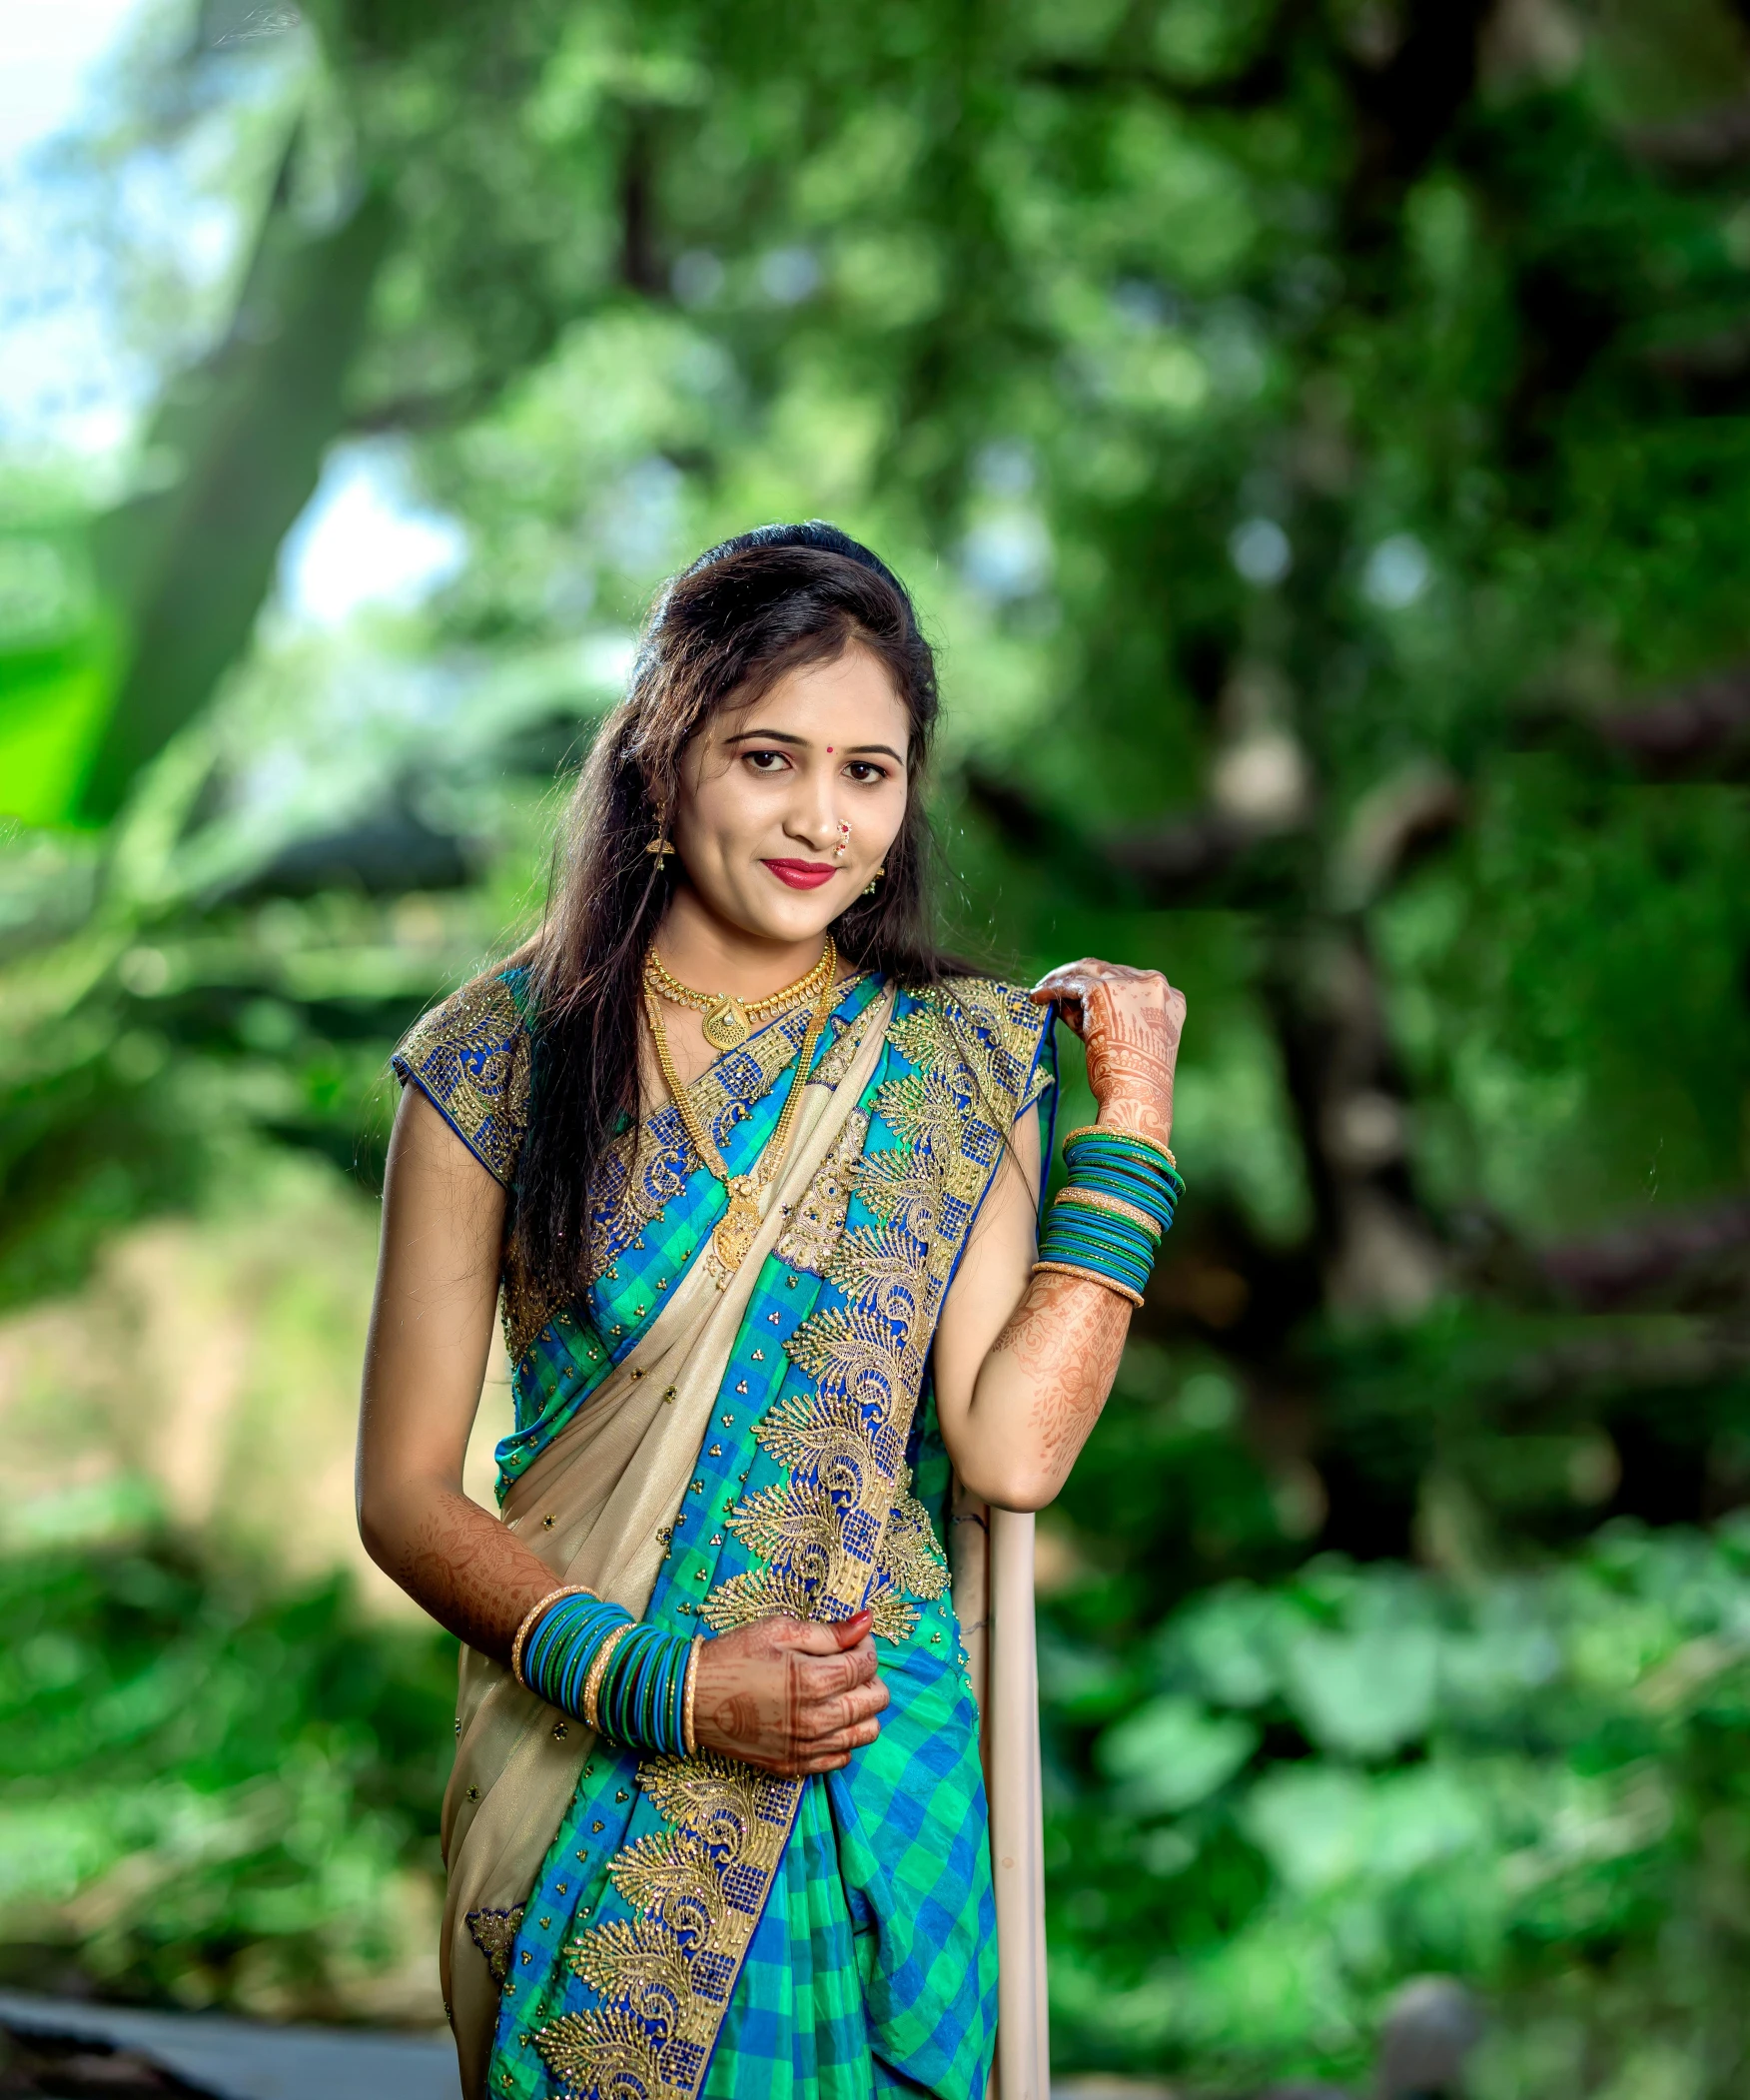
[{"xmin": 669, "ymin": 641, "xmax": 911, "ymax": 947}]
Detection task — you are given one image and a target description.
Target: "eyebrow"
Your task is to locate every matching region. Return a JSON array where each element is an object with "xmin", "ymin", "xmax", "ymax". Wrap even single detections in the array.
[{"xmin": 724, "ymin": 728, "xmax": 907, "ymax": 764}]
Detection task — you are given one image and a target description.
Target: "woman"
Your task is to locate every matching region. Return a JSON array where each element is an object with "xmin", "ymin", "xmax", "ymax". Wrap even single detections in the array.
[{"xmin": 358, "ymin": 523, "xmax": 1186, "ymax": 2100}]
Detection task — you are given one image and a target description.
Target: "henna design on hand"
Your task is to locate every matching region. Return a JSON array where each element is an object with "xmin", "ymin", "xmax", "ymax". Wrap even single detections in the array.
[
  {"xmin": 691, "ymin": 1612, "xmax": 887, "ymax": 1773},
  {"xmin": 1082, "ymin": 985, "xmax": 1179, "ymax": 1146},
  {"xmin": 1032, "ymin": 959, "xmax": 1186, "ymax": 1151},
  {"xmin": 710, "ymin": 1692, "xmax": 763, "ymax": 1742}
]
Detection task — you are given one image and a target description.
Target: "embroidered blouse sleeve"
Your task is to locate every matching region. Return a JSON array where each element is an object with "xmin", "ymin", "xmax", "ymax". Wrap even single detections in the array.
[
  {"xmin": 937, "ymin": 976, "xmax": 1056, "ymax": 1123},
  {"xmin": 1020, "ymin": 1008, "xmax": 1056, "ymax": 1118},
  {"xmin": 392, "ymin": 972, "xmax": 532, "ymax": 1188}
]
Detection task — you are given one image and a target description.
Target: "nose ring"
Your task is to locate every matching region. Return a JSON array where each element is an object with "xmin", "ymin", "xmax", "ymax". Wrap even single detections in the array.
[{"xmin": 835, "ymin": 821, "xmax": 851, "ymax": 860}]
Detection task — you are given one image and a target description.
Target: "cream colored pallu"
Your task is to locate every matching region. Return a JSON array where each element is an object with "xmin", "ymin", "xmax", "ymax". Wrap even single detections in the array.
[{"xmin": 439, "ymin": 984, "xmax": 1050, "ymax": 2100}]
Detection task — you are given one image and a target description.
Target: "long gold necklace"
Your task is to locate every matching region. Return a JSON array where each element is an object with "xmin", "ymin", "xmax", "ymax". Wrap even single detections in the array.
[
  {"xmin": 645, "ymin": 939, "xmax": 835, "ymax": 1053},
  {"xmin": 642, "ymin": 937, "xmax": 839, "ymax": 1283}
]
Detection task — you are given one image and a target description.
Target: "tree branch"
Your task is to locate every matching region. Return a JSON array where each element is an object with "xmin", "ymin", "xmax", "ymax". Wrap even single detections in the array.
[
  {"xmin": 1594, "ymin": 664, "xmax": 1750, "ymax": 779},
  {"xmin": 1625, "ymin": 99, "xmax": 1750, "ymax": 172},
  {"xmin": 1541, "ymin": 1197, "xmax": 1750, "ymax": 1312}
]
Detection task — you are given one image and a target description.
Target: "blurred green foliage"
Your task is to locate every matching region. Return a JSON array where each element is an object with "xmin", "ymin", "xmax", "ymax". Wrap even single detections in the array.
[
  {"xmin": 3, "ymin": 0, "xmax": 1750, "ymax": 2088},
  {"xmin": 0, "ymin": 1529, "xmax": 453, "ymax": 2017},
  {"xmin": 1046, "ymin": 1515, "xmax": 1750, "ymax": 2097}
]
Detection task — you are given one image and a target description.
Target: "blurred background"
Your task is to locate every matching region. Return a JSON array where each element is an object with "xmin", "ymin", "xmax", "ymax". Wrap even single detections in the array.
[{"xmin": 4, "ymin": 0, "xmax": 1750, "ymax": 2094}]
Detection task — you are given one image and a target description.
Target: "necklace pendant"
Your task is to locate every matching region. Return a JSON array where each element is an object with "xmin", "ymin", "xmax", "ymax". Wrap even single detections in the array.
[
  {"xmin": 702, "ymin": 997, "xmax": 751, "ymax": 1052},
  {"xmin": 711, "ymin": 1186, "xmax": 762, "ymax": 1274}
]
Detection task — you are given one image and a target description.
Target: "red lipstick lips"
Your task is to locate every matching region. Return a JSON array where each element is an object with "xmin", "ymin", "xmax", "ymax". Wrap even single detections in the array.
[{"xmin": 762, "ymin": 859, "xmax": 839, "ymax": 890}]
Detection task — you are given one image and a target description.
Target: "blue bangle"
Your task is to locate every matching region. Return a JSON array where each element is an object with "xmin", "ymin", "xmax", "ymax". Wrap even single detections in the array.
[
  {"xmin": 523, "ymin": 1592, "xmax": 623, "ymax": 1717},
  {"xmin": 519, "ymin": 1594, "xmax": 693, "ymax": 1756},
  {"xmin": 1039, "ymin": 1127, "xmax": 1185, "ymax": 1305},
  {"xmin": 1059, "ymin": 1142, "xmax": 1181, "ymax": 1230},
  {"xmin": 597, "ymin": 1619, "xmax": 692, "ymax": 1757},
  {"xmin": 1062, "ymin": 1128, "xmax": 1185, "ymax": 1204},
  {"xmin": 1060, "ymin": 1160, "xmax": 1179, "ymax": 1228},
  {"xmin": 1062, "ymin": 1125, "xmax": 1184, "ymax": 1188},
  {"xmin": 1037, "ymin": 1207, "xmax": 1155, "ymax": 1295},
  {"xmin": 523, "ymin": 1593, "xmax": 626, "ymax": 1714}
]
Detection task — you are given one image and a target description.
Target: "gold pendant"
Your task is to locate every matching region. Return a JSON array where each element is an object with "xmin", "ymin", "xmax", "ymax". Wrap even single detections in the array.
[
  {"xmin": 710, "ymin": 1183, "xmax": 762, "ymax": 1274},
  {"xmin": 702, "ymin": 997, "xmax": 750, "ymax": 1052}
]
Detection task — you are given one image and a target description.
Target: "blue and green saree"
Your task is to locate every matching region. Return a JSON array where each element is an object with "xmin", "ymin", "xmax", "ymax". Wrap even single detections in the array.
[{"xmin": 394, "ymin": 967, "xmax": 1055, "ymax": 2100}]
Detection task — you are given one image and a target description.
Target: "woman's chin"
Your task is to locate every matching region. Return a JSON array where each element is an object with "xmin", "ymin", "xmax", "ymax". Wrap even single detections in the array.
[{"xmin": 699, "ymin": 883, "xmax": 843, "ymax": 949}]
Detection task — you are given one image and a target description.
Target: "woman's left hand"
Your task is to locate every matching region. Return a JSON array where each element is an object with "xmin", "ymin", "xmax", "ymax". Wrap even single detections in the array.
[{"xmin": 1031, "ymin": 958, "xmax": 1186, "ymax": 1152}]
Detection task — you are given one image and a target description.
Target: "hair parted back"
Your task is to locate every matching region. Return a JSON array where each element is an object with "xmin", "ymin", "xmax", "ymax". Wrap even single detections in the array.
[{"xmin": 510, "ymin": 521, "xmax": 966, "ymax": 1300}]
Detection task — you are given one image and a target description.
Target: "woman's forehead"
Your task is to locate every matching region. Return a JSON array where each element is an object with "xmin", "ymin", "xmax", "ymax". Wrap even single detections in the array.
[{"xmin": 713, "ymin": 644, "xmax": 909, "ymax": 745}]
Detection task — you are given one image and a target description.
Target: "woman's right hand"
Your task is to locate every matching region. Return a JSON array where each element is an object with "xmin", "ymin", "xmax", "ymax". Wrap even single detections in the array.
[{"xmin": 690, "ymin": 1610, "xmax": 888, "ymax": 1773}]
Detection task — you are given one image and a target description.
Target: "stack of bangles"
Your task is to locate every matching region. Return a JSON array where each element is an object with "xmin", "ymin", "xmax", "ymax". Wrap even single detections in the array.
[
  {"xmin": 508, "ymin": 1584, "xmax": 702, "ymax": 1757},
  {"xmin": 1033, "ymin": 1124, "xmax": 1185, "ymax": 1309}
]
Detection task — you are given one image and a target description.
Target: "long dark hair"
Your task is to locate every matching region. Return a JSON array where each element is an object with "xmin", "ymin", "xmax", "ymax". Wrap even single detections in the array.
[{"xmin": 511, "ymin": 522, "xmax": 966, "ymax": 1299}]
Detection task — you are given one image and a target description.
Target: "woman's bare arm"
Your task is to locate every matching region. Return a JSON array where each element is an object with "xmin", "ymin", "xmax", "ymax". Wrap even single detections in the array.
[
  {"xmin": 358, "ymin": 1083, "xmax": 888, "ymax": 1771},
  {"xmin": 357, "ymin": 1086, "xmax": 555, "ymax": 1655},
  {"xmin": 932, "ymin": 963, "xmax": 1185, "ymax": 1511}
]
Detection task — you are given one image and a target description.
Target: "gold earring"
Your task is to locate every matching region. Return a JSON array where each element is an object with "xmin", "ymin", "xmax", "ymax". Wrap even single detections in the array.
[
  {"xmin": 862, "ymin": 864, "xmax": 885, "ymax": 896},
  {"xmin": 644, "ymin": 811, "xmax": 675, "ymax": 858}
]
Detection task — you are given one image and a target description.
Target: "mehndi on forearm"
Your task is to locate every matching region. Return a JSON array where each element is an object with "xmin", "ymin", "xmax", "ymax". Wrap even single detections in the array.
[
  {"xmin": 392, "ymin": 1485, "xmax": 556, "ymax": 1659},
  {"xmin": 976, "ymin": 1122, "xmax": 1187, "ymax": 1500},
  {"xmin": 988, "ymin": 1268, "xmax": 1133, "ymax": 1489}
]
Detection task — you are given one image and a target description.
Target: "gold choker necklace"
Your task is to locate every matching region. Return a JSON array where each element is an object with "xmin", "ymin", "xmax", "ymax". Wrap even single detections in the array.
[{"xmin": 644, "ymin": 940, "xmax": 836, "ymax": 1052}]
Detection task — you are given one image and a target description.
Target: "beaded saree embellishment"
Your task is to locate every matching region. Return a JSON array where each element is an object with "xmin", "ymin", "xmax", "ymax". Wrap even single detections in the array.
[
  {"xmin": 467, "ymin": 1905, "xmax": 526, "ymax": 1988},
  {"xmin": 773, "ymin": 1111, "xmax": 868, "ymax": 1275},
  {"xmin": 805, "ymin": 990, "xmax": 882, "ymax": 1093}
]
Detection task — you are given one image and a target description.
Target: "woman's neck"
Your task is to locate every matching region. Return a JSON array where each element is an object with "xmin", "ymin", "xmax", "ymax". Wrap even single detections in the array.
[{"xmin": 653, "ymin": 885, "xmax": 830, "ymax": 1000}]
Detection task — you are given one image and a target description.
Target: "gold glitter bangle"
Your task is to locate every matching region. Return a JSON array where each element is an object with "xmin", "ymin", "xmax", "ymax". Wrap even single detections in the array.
[
  {"xmin": 509, "ymin": 1583, "xmax": 597, "ymax": 1693},
  {"xmin": 1053, "ymin": 1185, "xmax": 1162, "ymax": 1239},
  {"xmin": 582, "ymin": 1622, "xmax": 634, "ymax": 1733},
  {"xmin": 1061, "ymin": 1123, "xmax": 1178, "ymax": 1171},
  {"xmin": 1032, "ymin": 1258, "xmax": 1145, "ymax": 1310},
  {"xmin": 683, "ymin": 1634, "xmax": 703, "ymax": 1756}
]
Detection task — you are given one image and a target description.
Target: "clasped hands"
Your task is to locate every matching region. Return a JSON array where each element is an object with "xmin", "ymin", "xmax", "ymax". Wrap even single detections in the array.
[{"xmin": 690, "ymin": 1609, "xmax": 886, "ymax": 1773}]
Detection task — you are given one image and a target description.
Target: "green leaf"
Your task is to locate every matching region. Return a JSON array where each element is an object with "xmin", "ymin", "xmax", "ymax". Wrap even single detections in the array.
[
  {"xmin": 1284, "ymin": 1623, "xmax": 1440, "ymax": 1759},
  {"xmin": 1097, "ymin": 1694, "xmax": 1260, "ymax": 1814}
]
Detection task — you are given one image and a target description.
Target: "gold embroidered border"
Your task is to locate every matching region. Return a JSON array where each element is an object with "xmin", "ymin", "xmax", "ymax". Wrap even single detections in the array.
[
  {"xmin": 533, "ymin": 1755, "xmax": 800, "ymax": 2099},
  {"xmin": 708, "ymin": 978, "xmax": 1046, "ymax": 1644}
]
